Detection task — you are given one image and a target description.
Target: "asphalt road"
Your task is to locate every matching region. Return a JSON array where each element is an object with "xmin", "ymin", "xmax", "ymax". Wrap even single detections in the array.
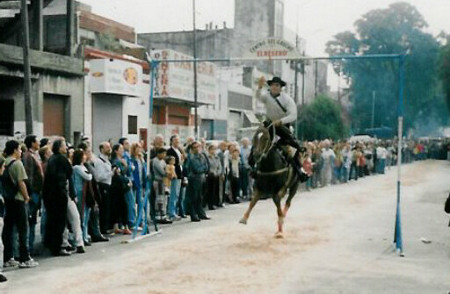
[{"xmin": 1, "ymin": 160, "xmax": 449, "ymax": 294}]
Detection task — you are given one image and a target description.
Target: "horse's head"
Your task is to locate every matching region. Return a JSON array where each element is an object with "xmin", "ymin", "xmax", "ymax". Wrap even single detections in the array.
[{"xmin": 252, "ymin": 126, "xmax": 271, "ymax": 158}]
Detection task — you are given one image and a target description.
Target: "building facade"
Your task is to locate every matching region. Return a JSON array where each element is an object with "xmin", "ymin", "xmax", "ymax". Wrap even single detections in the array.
[
  {"xmin": 0, "ymin": 0, "xmax": 84, "ymax": 148},
  {"xmin": 76, "ymin": 4, "xmax": 153, "ymax": 149},
  {"xmin": 137, "ymin": 0, "xmax": 327, "ymax": 140}
]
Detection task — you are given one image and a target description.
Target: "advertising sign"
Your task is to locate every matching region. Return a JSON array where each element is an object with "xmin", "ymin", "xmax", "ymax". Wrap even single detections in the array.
[
  {"xmin": 90, "ymin": 58, "xmax": 142, "ymax": 97},
  {"xmin": 243, "ymin": 37, "xmax": 301, "ymax": 60},
  {"xmin": 152, "ymin": 49, "xmax": 217, "ymax": 105}
]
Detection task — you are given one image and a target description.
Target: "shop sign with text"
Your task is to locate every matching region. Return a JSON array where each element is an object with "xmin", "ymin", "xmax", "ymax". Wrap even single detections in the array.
[
  {"xmin": 90, "ymin": 59, "xmax": 142, "ymax": 97},
  {"xmin": 152, "ymin": 49, "xmax": 217, "ymax": 105}
]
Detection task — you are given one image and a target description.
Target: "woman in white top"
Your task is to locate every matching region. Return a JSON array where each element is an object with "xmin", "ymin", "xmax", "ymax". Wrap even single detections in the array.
[{"xmin": 72, "ymin": 149, "xmax": 93, "ymax": 246}]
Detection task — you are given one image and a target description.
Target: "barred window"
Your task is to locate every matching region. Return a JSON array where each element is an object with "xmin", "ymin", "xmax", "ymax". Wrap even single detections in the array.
[{"xmin": 0, "ymin": 100, "xmax": 14, "ymax": 136}]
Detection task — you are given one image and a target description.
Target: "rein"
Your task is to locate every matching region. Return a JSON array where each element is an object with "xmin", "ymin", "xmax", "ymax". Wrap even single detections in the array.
[
  {"xmin": 255, "ymin": 123, "xmax": 276, "ymax": 161},
  {"xmin": 253, "ymin": 123, "xmax": 288, "ymax": 175},
  {"xmin": 256, "ymin": 167, "xmax": 289, "ymax": 176}
]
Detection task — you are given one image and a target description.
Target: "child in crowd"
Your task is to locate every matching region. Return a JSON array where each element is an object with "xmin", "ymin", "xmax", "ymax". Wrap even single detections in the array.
[{"xmin": 164, "ymin": 156, "xmax": 176, "ymax": 195}]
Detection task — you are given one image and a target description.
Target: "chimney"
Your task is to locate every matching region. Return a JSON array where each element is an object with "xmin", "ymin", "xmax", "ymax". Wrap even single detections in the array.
[
  {"xmin": 209, "ymin": 22, "xmax": 212, "ymax": 30},
  {"xmin": 223, "ymin": 21, "xmax": 227, "ymax": 29}
]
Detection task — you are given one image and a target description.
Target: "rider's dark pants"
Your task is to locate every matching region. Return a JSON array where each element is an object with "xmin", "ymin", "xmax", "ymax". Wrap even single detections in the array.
[
  {"xmin": 264, "ymin": 121, "xmax": 301, "ymax": 151},
  {"xmin": 249, "ymin": 123, "xmax": 301, "ymax": 168}
]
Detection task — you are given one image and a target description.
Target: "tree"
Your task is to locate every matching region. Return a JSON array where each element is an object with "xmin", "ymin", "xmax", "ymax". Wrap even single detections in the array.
[
  {"xmin": 438, "ymin": 33, "xmax": 450, "ymax": 115},
  {"xmin": 325, "ymin": 2, "xmax": 446, "ymax": 134},
  {"xmin": 297, "ymin": 94, "xmax": 349, "ymax": 141}
]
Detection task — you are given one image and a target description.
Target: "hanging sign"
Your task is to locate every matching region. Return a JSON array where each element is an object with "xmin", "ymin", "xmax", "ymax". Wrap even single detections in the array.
[{"xmin": 243, "ymin": 37, "xmax": 301, "ymax": 60}]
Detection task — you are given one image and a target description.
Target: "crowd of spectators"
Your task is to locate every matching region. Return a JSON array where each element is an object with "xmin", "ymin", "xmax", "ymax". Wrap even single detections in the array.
[
  {"xmin": 300, "ymin": 138, "xmax": 449, "ymax": 190},
  {"xmin": 0, "ymin": 133, "xmax": 448, "ymax": 282}
]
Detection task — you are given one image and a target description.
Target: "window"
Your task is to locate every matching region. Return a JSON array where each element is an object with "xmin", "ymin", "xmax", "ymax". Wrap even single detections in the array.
[
  {"xmin": 228, "ymin": 91, "xmax": 252, "ymax": 110},
  {"xmin": 128, "ymin": 115, "xmax": 137, "ymax": 134},
  {"xmin": 0, "ymin": 100, "xmax": 14, "ymax": 136}
]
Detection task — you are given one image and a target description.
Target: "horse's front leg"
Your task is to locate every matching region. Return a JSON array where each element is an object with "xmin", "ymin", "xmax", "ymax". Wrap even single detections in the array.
[
  {"xmin": 283, "ymin": 181, "xmax": 300, "ymax": 217},
  {"xmin": 273, "ymin": 191, "xmax": 286, "ymax": 238},
  {"xmin": 239, "ymin": 189, "xmax": 260, "ymax": 224}
]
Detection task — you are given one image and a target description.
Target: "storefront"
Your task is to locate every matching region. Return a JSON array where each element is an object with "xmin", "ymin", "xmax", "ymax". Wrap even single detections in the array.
[
  {"xmin": 0, "ymin": 44, "xmax": 84, "ymax": 148},
  {"xmin": 84, "ymin": 49, "xmax": 150, "ymax": 150},
  {"xmin": 151, "ymin": 49, "xmax": 217, "ymax": 142}
]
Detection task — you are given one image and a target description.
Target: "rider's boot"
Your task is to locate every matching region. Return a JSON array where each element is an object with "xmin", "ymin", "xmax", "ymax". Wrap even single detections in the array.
[{"xmin": 288, "ymin": 150, "xmax": 308, "ymax": 183}]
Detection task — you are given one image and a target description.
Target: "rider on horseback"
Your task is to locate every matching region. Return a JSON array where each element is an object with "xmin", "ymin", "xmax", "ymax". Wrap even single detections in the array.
[{"xmin": 250, "ymin": 76, "xmax": 306, "ymax": 180}]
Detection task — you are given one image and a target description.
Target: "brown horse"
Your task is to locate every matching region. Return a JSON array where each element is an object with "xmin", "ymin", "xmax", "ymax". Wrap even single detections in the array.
[{"xmin": 239, "ymin": 126, "xmax": 303, "ymax": 238}]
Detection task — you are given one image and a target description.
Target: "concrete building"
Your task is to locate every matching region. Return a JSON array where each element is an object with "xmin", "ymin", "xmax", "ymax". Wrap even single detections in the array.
[
  {"xmin": 137, "ymin": 0, "xmax": 327, "ymax": 140},
  {"xmin": 75, "ymin": 4, "xmax": 152, "ymax": 149},
  {"xmin": 0, "ymin": 0, "xmax": 84, "ymax": 148}
]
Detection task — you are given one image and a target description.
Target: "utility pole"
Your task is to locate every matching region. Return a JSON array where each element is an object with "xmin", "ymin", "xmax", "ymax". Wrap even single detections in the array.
[
  {"xmin": 314, "ymin": 60, "xmax": 318, "ymax": 98},
  {"xmin": 66, "ymin": 0, "xmax": 75, "ymax": 56},
  {"xmin": 21, "ymin": 0, "xmax": 33, "ymax": 135},
  {"xmin": 301, "ymin": 51, "xmax": 305, "ymax": 105},
  {"xmin": 337, "ymin": 65, "xmax": 341, "ymax": 104},
  {"xmin": 371, "ymin": 90, "xmax": 376, "ymax": 129},
  {"xmin": 293, "ymin": 35, "xmax": 299, "ymax": 135},
  {"xmin": 192, "ymin": 0, "xmax": 198, "ymax": 140},
  {"xmin": 294, "ymin": 6, "xmax": 299, "ymax": 106}
]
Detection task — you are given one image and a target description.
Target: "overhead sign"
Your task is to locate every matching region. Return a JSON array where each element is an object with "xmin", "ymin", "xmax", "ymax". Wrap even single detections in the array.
[
  {"xmin": 90, "ymin": 59, "xmax": 142, "ymax": 97},
  {"xmin": 243, "ymin": 37, "xmax": 301, "ymax": 60},
  {"xmin": 152, "ymin": 49, "xmax": 217, "ymax": 105}
]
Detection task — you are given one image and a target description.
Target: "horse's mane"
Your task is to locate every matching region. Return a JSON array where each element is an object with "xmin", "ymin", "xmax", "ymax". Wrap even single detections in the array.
[{"xmin": 252, "ymin": 126, "xmax": 272, "ymax": 155}]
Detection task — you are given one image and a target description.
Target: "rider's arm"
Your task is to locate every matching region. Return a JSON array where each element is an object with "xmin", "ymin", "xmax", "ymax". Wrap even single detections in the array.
[
  {"xmin": 279, "ymin": 94, "xmax": 297, "ymax": 125},
  {"xmin": 255, "ymin": 87, "xmax": 267, "ymax": 104}
]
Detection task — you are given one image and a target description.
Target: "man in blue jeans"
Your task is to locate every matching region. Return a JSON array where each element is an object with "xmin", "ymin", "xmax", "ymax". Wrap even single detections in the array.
[
  {"xmin": 118, "ymin": 138, "xmax": 136, "ymax": 229},
  {"xmin": 2, "ymin": 140, "xmax": 38, "ymax": 268},
  {"xmin": 23, "ymin": 135, "xmax": 44, "ymax": 254},
  {"xmin": 166, "ymin": 135, "xmax": 183, "ymax": 221}
]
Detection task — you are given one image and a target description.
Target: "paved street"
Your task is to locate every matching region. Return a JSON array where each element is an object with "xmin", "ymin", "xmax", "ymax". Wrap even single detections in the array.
[{"xmin": 1, "ymin": 160, "xmax": 449, "ymax": 294}]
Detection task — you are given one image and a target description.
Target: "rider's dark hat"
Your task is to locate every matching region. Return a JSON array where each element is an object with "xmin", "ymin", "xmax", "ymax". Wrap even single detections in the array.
[{"xmin": 267, "ymin": 77, "xmax": 286, "ymax": 87}]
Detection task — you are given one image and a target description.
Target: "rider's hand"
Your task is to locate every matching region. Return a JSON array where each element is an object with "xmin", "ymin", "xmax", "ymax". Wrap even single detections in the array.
[
  {"xmin": 273, "ymin": 120, "xmax": 282, "ymax": 127},
  {"xmin": 258, "ymin": 76, "xmax": 266, "ymax": 89}
]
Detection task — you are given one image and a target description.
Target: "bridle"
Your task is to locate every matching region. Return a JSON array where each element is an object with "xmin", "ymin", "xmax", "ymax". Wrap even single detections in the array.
[{"xmin": 253, "ymin": 123, "xmax": 289, "ymax": 176}]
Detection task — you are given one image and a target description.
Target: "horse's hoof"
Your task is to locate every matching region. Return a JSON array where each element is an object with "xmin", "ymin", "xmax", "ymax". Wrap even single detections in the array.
[
  {"xmin": 274, "ymin": 231, "xmax": 284, "ymax": 239},
  {"xmin": 239, "ymin": 218, "xmax": 247, "ymax": 225}
]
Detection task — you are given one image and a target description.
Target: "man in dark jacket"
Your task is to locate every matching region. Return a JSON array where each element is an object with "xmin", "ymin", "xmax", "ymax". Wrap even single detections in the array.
[
  {"xmin": 42, "ymin": 138, "xmax": 74, "ymax": 256},
  {"xmin": 186, "ymin": 141, "xmax": 210, "ymax": 222}
]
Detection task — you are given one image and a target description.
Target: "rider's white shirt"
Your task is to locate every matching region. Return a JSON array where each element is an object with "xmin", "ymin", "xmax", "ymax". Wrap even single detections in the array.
[{"xmin": 255, "ymin": 88, "xmax": 297, "ymax": 125}]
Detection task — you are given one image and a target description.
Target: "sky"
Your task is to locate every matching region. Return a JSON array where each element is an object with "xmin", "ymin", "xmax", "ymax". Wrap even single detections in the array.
[{"xmin": 78, "ymin": 0, "xmax": 450, "ymax": 57}]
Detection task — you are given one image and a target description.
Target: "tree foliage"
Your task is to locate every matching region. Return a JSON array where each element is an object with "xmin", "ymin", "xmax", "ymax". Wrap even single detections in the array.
[
  {"xmin": 438, "ymin": 33, "xmax": 450, "ymax": 114},
  {"xmin": 297, "ymin": 94, "xmax": 349, "ymax": 141},
  {"xmin": 325, "ymin": 2, "xmax": 447, "ymax": 133}
]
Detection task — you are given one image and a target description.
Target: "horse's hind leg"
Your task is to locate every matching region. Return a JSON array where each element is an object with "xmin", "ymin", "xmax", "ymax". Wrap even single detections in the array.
[
  {"xmin": 273, "ymin": 191, "xmax": 286, "ymax": 238},
  {"xmin": 239, "ymin": 190, "xmax": 260, "ymax": 224}
]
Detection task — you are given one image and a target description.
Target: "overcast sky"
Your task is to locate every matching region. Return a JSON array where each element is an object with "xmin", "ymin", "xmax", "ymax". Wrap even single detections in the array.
[{"xmin": 78, "ymin": 0, "xmax": 450, "ymax": 56}]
